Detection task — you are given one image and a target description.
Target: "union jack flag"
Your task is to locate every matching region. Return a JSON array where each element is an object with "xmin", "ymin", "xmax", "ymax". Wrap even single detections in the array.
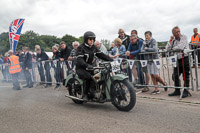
[{"xmin": 9, "ymin": 19, "xmax": 25, "ymax": 53}]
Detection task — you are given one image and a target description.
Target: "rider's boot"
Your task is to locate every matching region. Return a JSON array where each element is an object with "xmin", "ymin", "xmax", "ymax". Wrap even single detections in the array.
[
  {"xmin": 83, "ymin": 81, "xmax": 90, "ymax": 101},
  {"xmin": 83, "ymin": 94, "xmax": 88, "ymax": 101}
]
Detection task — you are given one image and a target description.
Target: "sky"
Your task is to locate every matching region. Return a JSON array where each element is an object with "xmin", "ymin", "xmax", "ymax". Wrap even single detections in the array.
[{"xmin": 0, "ymin": 0, "xmax": 200, "ymax": 42}]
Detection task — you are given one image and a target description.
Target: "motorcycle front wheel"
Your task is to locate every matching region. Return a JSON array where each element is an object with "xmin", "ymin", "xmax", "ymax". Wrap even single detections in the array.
[{"xmin": 111, "ymin": 79, "xmax": 136, "ymax": 111}]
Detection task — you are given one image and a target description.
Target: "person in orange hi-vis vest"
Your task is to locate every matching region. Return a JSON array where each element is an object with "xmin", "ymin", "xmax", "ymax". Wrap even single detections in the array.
[
  {"xmin": 191, "ymin": 28, "xmax": 200, "ymax": 68},
  {"xmin": 7, "ymin": 50, "xmax": 21, "ymax": 90}
]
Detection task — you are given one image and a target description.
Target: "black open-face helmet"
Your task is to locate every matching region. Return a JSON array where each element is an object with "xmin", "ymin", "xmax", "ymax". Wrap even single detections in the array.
[{"xmin": 83, "ymin": 31, "xmax": 96, "ymax": 44}]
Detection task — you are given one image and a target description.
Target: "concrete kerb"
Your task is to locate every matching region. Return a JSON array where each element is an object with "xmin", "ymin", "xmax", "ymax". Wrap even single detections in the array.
[{"xmin": 135, "ymin": 88, "xmax": 200, "ymax": 105}]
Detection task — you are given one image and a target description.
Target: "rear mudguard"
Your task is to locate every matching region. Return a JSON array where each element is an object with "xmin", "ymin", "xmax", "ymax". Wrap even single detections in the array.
[{"xmin": 64, "ymin": 73, "xmax": 83, "ymax": 87}]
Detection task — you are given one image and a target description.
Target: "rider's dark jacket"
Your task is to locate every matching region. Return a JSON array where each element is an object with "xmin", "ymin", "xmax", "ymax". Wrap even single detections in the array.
[{"xmin": 76, "ymin": 43, "xmax": 113, "ymax": 70}]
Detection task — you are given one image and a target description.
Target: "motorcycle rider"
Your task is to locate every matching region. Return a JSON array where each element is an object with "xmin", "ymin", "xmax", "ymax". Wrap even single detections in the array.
[{"xmin": 76, "ymin": 31, "xmax": 113, "ymax": 100}]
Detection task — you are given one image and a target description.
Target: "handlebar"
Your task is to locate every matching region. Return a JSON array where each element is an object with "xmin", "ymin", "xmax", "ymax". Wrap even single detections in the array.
[{"xmin": 86, "ymin": 66, "xmax": 105, "ymax": 71}]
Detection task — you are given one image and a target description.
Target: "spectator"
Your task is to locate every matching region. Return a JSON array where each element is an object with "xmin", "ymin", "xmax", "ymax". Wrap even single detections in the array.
[
  {"xmin": 68, "ymin": 41, "xmax": 79, "ymax": 61},
  {"xmin": 52, "ymin": 46, "xmax": 61, "ymax": 60},
  {"xmin": 166, "ymin": 26, "xmax": 190, "ymax": 98},
  {"xmin": 60, "ymin": 41, "xmax": 71, "ymax": 75},
  {"xmin": 3, "ymin": 52, "xmax": 9, "ymax": 63},
  {"xmin": 0, "ymin": 55, "xmax": 3, "ymax": 64},
  {"xmin": 7, "ymin": 50, "xmax": 21, "ymax": 90},
  {"xmin": 109, "ymin": 38, "xmax": 126, "ymax": 60},
  {"xmin": 109, "ymin": 43, "xmax": 115, "ymax": 51},
  {"xmin": 55, "ymin": 44, "xmax": 60, "ymax": 51},
  {"xmin": 141, "ymin": 31, "xmax": 167, "ymax": 94},
  {"xmin": 52, "ymin": 46, "xmax": 62, "ymax": 89},
  {"xmin": 131, "ymin": 30, "xmax": 144, "ymax": 41},
  {"xmin": 0, "ymin": 53, "xmax": 3, "ymax": 63},
  {"xmin": 118, "ymin": 29, "xmax": 130, "ymax": 50},
  {"xmin": 22, "ymin": 46, "xmax": 33, "ymax": 88},
  {"xmin": 35, "ymin": 45, "xmax": 45, "ymax": 53},
  {"xmin": 16, "ymin": 50, "xmax": 25, "ymax": 80},
  {"xmin": 68, "ymin": 41, "xmax": 79, "ymax": 68},
  {"xmin": 130, "ymin": 30, "xmax": 146, "ymax": 86},
  {"xmin": 36, "ymin": 48, "xmax": 52, "ymax": 88},
  {"xmin": 35, "ymin": 44, "xmax": 40, "ymax": 51},
  {"xmin": 2, "ymin": 52, "xmax": 11, "ymax": 82},
  {"xmin": 126, "ymin": 34, "xmax": 143, "ymax": 85},
  {"xmin": 191, "ymin": 28, "xmax": 200, "ymax": 68},
  {"xmin": 0, "ymin": 54, "xmax": 3, "ymax": 75},
  {"xmin": 29, "ymin": 50, "xmax": 36, "ymax": 83},
  {"xmin": 95, "ymin": 41, "xmax": 108, "ymax": 54},
  {"xmin": 109, "ymin": 38, "xmax": 132, "ymax": 81},
  {"xmin": 17, "ymin": 50, "xmax": 24, "ymax": 63},
  {"xmin": 0, "ymin": 53, "xmax": 3, "ymax": 60},
  {"xmin": 60, "ymin": 41, "xmax": 72, "ymax": 62}
]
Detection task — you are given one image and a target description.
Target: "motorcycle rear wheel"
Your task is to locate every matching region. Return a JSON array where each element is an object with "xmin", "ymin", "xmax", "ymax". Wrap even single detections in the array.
[{"xmin": 67, "ymin": 78, "xmax": 84, "ymax": 104}]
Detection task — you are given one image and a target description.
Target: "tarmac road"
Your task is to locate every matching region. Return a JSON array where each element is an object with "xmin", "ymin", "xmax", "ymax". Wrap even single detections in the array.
[{"xmin": 0, "ymin": 83, "xmax": 200, "ymax": 133}]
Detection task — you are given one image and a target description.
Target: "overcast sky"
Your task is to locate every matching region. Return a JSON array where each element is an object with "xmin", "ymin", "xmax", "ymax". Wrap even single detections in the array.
[{"xmin": 1, "ymin": 0, "xmax": 200, "ymax": 42}]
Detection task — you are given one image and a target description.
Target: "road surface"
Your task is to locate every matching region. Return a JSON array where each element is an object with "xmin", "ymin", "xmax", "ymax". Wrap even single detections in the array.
[{"xmin": 0, "ymin": 83, "xmax": 200, "ymax": 133}]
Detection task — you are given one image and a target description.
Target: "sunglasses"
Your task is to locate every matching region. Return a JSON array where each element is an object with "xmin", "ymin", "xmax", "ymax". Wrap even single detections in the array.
[{"xmin": 88, "ymin": 37, "xmax": 95, "ymax": 41}]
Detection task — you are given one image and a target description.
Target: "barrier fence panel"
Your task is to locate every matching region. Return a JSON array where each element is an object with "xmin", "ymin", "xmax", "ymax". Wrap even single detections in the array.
[
  {"xmin": 194, "ymin": 48, "xmax": 200, "ymax": 91},
  {"xmin": 189, "ymin": 43, "xmax": 200, "ymax": 91},
  {"xmin": 32, "ymin": 60, "xmax": 70, "ymax": 87}
]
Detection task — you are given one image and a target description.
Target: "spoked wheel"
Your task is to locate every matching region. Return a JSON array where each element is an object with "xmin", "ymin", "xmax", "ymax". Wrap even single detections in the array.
[
  {"xmin": 67, "ymin": 79, "xmax": 84, "ymax": 104},
  {"xmin": 111, "ymin": 79, "xmax": 136, "ymax": 111}
]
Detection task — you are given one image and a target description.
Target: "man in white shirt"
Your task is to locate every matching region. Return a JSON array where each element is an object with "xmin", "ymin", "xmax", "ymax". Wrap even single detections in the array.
[
  {"xmin": 166, "ymin": 26, "xmax": 190, "ymax": 98},
  {"xmin": 95, "ymin": 41, "xmax": 108, "ymax": 55}
]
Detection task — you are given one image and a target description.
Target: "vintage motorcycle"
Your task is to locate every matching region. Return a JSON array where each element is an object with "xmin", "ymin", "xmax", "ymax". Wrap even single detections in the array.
[{"xmin": 64, "ymin": 61, "xmax": 136, "ymax": 112}]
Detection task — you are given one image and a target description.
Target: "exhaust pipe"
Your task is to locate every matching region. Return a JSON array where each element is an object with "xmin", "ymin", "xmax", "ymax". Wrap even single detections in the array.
[{"xmin": 65, "ymin": 94, "xmax": 85, "ymax": 101}]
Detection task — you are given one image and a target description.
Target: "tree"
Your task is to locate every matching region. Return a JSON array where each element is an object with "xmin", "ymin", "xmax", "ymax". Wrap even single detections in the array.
[
  {"xmin": 39, "ymin": 35, "xmax": 61, "ymax": 51},
  {"xmin": 78, "ymin": 36, "xmax": 83, "ymax": 44},
  {"xmin": 0, "ymin": 30, "xmax": 112, "ymax": 54},
  {"xmin": 18, "ymin": 30, "xmax": 40, "ymax": 51},
  {"xmin": 61, "ymin": 34, "xmax": 79, "ymax": 49},
  {"xmin": 0, "ymin": 32, "xmax": 10, "ymax": 54}
]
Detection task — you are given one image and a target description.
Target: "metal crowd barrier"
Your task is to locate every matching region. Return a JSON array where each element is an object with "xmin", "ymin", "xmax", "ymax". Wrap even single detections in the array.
[
  {"xmin": 0, "ymin": 48, "xmax": 199, "ymax": 99},
  {"xmin": 31, "ymin": 59, "xmax": 73, "ymax": 87}
]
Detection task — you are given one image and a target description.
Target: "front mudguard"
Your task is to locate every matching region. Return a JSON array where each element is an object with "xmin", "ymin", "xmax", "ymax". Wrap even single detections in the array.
[
  {"xmin": 112, "ymin": 74, "xmax": 129, "ymax": 81},
  {"xmin": 64, "ymin": 73, "xmax": 83, "ymax": 87},
  {"xmin": 106, "ymin": 74, "xmax": 129, "ymax": 100}
]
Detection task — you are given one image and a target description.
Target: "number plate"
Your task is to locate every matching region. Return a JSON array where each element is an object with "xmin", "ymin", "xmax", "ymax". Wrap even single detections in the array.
[{"xmin": 111, "ymin": 61, "xmax": 120, "ymax": 72}]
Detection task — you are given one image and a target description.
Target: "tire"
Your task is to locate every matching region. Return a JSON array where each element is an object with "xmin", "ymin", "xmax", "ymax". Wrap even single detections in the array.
[
  {"xmin": 111, "ymin": 79, "xmax": 136, "ymax": 112},
  {"xmin": 67, "ymin": 78, "xmax": 84, "ymax": 104}
]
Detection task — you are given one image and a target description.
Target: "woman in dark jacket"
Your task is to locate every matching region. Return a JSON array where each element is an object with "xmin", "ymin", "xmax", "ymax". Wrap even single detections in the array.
[{"xmin": 118, "ymin": 29, "xmax": 130, "ymax": 50}]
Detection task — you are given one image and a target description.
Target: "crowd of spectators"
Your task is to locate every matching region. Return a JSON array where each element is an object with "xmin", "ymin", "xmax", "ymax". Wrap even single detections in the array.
[{"xmin": 1, "ymin": 26, "xmax": 199, "ymax": 98}]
